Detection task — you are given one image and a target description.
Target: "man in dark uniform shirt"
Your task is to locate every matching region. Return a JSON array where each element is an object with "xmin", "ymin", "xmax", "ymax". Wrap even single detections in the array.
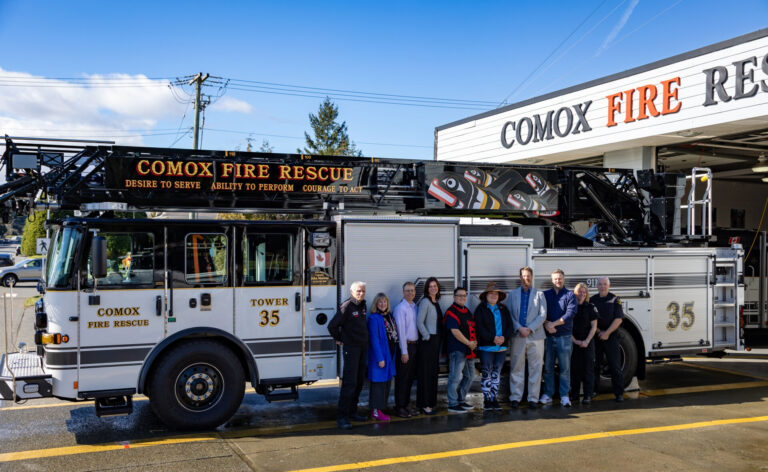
[
  {"xmin": 328, "ymin": 281, "xmax": 369, "ymax": 429},
  {"xmin": 590, "ymin": 277, "xmax": 625, "ymax": 402}
]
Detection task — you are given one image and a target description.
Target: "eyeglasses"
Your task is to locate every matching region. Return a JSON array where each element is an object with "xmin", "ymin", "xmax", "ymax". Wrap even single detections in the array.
[{"xmin": 455, "ymin": 294, "xmax": 467, "ymax": 297}]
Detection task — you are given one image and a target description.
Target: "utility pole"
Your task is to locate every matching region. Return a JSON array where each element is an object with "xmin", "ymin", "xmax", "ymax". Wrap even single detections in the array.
[{"xmin": 189, "ymin": 73, "xmax": 210, "ymax": 150}]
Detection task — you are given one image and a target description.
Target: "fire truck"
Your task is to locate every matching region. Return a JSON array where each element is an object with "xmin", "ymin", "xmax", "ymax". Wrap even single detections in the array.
[{"xmin": 0, "ymin": 136, "xmax": 743, "ymax": 429}]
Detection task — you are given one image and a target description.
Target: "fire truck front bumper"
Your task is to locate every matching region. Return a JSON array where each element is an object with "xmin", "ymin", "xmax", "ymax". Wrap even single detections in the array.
[{"xmin": 0, "ymin": 352, "xmax": 53, "ymax": 401}]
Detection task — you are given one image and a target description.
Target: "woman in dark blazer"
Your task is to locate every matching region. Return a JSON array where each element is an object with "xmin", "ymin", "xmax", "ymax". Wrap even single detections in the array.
[
  {"xmin": 416, "ymin": 277, "xmax": 442, "ymax": 415},
  {"xmin": 474, "ymin": 282, "xmax": 512, "ymax": 411}
]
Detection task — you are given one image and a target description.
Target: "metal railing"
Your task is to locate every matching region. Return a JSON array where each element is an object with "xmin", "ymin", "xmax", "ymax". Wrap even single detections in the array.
[{"xmin": 683, "ymin": 167, "xmax": 713, "ymax": 237}]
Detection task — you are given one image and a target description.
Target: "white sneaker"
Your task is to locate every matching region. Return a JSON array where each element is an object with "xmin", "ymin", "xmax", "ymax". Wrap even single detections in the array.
[
  {"xmin": 539, "ymin": 394, "xmax": 553, "ymax": 405},
  {"xmin": 560, "ymin": 396, "xmax": 572, "ymax": 407}
]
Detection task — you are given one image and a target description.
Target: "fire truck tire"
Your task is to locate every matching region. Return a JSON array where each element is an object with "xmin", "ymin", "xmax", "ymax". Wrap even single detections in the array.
[
  {"xmin": 597, "ymin": 327, "xmax": 637, "ymax": 391},
  {"xmin": 148, "ymin": 340, "xmax": 245, "ymax": 430}
]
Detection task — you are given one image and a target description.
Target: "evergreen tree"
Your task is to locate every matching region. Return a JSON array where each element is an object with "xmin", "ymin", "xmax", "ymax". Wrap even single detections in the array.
[
  {"xmin": 259, "ymin": 139, "xmax": 274, "ymax": 153},
  {"xmin": 300, "ymin": 97, "xmax": 361, "ymax": 156},
  {"xmin": 21, "ymin": 211, "xmax": 48, "ymax": 256}
]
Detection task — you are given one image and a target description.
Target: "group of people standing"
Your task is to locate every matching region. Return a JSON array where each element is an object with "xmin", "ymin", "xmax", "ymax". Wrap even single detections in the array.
[{"xmin": 327, "ymin": 268, "xmax": 626, "ymax": 430}]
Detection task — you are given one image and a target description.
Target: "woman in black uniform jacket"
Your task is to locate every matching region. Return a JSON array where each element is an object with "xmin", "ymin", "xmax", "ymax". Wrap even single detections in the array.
[{"xmin": 570, "ymin": 282, "xmax": 598, "ymax": 405}]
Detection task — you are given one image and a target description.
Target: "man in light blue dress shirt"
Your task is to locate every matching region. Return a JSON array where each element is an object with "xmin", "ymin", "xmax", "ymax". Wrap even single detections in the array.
[{"xmin": 507, "ymin": 266, "xmax": 547, "ymax": 408}]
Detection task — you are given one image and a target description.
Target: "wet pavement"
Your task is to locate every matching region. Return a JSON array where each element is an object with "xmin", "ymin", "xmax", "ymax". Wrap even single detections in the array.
[{"xmin": 2, "ymin": 354, "xmax": 768, "ymax": 471}]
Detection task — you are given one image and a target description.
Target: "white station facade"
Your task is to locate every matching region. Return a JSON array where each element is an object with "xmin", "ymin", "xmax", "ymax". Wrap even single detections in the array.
[{"xmin": 435, "ymin": 29, "xmax": 768, "ymax": 230}]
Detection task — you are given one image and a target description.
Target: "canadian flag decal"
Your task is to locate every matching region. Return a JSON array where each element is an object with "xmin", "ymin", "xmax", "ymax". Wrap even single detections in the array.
[{"xmin": 309, "ymin": 249, "xmax": 332, "ymax": 268}]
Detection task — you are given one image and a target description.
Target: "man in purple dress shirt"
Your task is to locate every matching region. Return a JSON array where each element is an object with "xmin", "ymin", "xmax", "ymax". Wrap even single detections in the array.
[{"xmin": 393, "ymin": 282, "xmax": 420, "ymax": 418}]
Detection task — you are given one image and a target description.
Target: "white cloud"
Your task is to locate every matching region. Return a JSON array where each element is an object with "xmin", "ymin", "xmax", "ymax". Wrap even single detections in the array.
[
  {"xmin": 0, "ymin": 68, "xmax": 186, "ymax": 145},
  {"xmin": 596, "ymin": 0, "xmax": 640, "ymax": 57},
  {"xmin": 210, "ymin": 96, "xmax": 253, "ymax": 114}
]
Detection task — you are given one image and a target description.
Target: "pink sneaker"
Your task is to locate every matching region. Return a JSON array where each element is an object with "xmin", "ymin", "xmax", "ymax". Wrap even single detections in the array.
[{"xmin": 371, "ymin": 409, "xmax": 390, "ymax": 421}]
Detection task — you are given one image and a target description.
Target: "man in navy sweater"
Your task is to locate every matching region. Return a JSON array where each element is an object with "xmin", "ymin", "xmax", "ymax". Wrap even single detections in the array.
[{"xmin": 541, "ymin": 269, "xmax": 577, "ymax": 407}]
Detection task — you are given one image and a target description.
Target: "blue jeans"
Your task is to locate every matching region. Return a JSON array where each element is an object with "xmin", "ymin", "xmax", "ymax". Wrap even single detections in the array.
[
  {"xmin": 543, "ymin": 335, "xmax": 573, "ymax": 399},
  {"xmin": 478, "ymin": 349, "xmax": 506, "ymax": 401},
  {"xmin": 447, "ymin": 351, "xmax": 477, "ymax": 406}
]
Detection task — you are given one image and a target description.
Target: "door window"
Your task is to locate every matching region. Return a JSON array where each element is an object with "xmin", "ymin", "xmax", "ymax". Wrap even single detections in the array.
[
  {"xmin": 185, "ymin": 233, "xmax": 227, "ymax": 284},
  {"xmin": 243, "ymin": 233, "xmax": 293, "ymax": 284},
  {"xmin": 87, "ymin": 232, "xmax": 155, "ymax": 286},
  {"xmin": 308, "ymin": 239, "xmax": 335, "ymax": 286}
]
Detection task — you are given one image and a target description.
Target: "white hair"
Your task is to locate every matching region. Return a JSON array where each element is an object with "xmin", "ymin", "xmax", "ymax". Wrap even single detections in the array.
[
  {"xmin": 598, "ymin": 277, "xmax": 611, "ymax": 285},
  {"xmin": 350, "ymin": 281, "xmax": 367, "ymax": 291}
]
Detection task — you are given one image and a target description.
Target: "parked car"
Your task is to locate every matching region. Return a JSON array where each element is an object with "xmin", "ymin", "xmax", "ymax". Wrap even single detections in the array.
[
  {"xmin": 0, "ymin": 254, "xmax": 13, "ymax": 268},
  {"xmin": 0, "ymin": 258, "xmax": 42, "ymax": 286}
]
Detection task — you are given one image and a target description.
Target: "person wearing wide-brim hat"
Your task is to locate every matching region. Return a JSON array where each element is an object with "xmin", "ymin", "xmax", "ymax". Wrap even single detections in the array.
[{"xmin": 473, "ymin": 281, "xmax": 513, "ymax": 411}]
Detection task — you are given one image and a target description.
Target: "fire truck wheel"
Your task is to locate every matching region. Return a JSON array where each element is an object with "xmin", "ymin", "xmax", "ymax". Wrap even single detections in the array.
[
  {"xmin": 148, "ymin": 340, "xmax": 245, "ymax": 430},
  {"xmin": 597, "ymin": 327, "xmax": 637, "ymax": 391}
]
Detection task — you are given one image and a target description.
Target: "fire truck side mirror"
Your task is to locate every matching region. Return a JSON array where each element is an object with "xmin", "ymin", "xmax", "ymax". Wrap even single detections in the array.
[{"xmin": 91, "ymin": 236, "xmax": 107, "ymax": 279}]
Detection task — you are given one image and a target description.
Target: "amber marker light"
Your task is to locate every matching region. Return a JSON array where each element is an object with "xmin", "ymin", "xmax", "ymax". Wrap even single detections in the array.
[{"xmin": 41, "ymin": 333, "xmax": 62, "ymax": 344}]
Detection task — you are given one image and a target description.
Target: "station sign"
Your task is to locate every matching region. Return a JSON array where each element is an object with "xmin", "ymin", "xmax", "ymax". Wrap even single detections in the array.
[{"xmin": 436, "ymin": 30, "xmax": 768, "ymax": 164}]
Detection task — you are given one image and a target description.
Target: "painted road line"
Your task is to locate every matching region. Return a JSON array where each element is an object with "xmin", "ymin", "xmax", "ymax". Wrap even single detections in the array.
[
  {"xmin": 0, "ymin": 433, "xmax": 220, "ymax": 463},
  {"xmin": 0, "ymin": 383, "xmax": 341, "ymax": 412},
  {"xmin": 287, "ymin": 415, "xmax": 768, "ymax": 472},
  {"xmin": 638, "ymin": 381, "xmax": 768, "ymax": 397},
  {"xmin": 0, "ymin": 396, "xmax": 148, "ymax": 411},
  {"xmin": 679, "ymin": 361, "xmax": 768, "ymax": 381}
]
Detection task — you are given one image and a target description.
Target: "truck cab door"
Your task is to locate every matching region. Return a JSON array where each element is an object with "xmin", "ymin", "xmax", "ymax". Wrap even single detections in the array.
[
  {"xmin": 77, "ymin": 229, "xmax": 165, "ymax": 393},
  {"xmin": 302, "ymin": 227, "xmax": 338, "ymax": 381},
  {"xmin": 235, "ymin": 227, "xmax": 303, "ymax": 383},
  {"xmin": 166, "ymin": 228, "xmax": 234, "ymax": 336}
]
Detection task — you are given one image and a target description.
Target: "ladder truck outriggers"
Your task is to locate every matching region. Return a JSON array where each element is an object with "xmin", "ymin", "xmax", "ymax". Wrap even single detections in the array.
[{"xmin": 0, "ymin": 136, "xmax": 744, "ymax": 429}]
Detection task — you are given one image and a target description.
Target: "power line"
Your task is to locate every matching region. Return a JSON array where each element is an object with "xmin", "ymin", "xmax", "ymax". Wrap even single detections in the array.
[
  {"xmin": 203, "ymin": 128, "xmax": 432, "ymax": 149},
  {"xmin": 226, "ymin": 86, "xmax": 489, "ymax": 110},
  {"xmin": 0, "ymin": 130, "xmax": 186, "ymax": 138},
  {"xmin": 228, "ymin": 78, "xmax": 497, "ymax": 106},
  {"xmin": 0, "ymin": 72, "xmax": 493, "ymax": 110},
  {"xmin": 530, "ymin": 0, "xmax": 683, "ymax": 96},
  {"xmin": 0, "ymin": 75, "xmax": 171, "ymax": 81},
  {"xmin": 497, "ymin": 0, "xmax": 610, "ymax": 106},
  {"xmin": 0, "ymin": 126, "xmax": 181, "ymax": 132}
]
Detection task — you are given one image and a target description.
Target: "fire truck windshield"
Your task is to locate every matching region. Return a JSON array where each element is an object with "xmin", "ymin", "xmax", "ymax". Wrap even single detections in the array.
[{"xmin": 46, "ymin": 227, "xmax": 83, "ymax": 288}]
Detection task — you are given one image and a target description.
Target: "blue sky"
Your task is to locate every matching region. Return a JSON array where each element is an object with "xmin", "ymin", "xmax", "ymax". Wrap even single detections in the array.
[{"xmin": 0, "ymin": 0, "xmax": 766, "ymax": 159}]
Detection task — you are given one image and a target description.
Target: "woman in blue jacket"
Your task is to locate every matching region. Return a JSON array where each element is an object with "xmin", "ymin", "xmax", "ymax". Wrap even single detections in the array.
[{"xmin": 368, "ymin": 293, "xmax": 397, "ymax": 421}]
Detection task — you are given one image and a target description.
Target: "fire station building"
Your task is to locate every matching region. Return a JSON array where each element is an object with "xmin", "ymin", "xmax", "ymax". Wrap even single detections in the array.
[{"xmin": 435, "ymin": 28, "xmax": 768, "ymax": 231}]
